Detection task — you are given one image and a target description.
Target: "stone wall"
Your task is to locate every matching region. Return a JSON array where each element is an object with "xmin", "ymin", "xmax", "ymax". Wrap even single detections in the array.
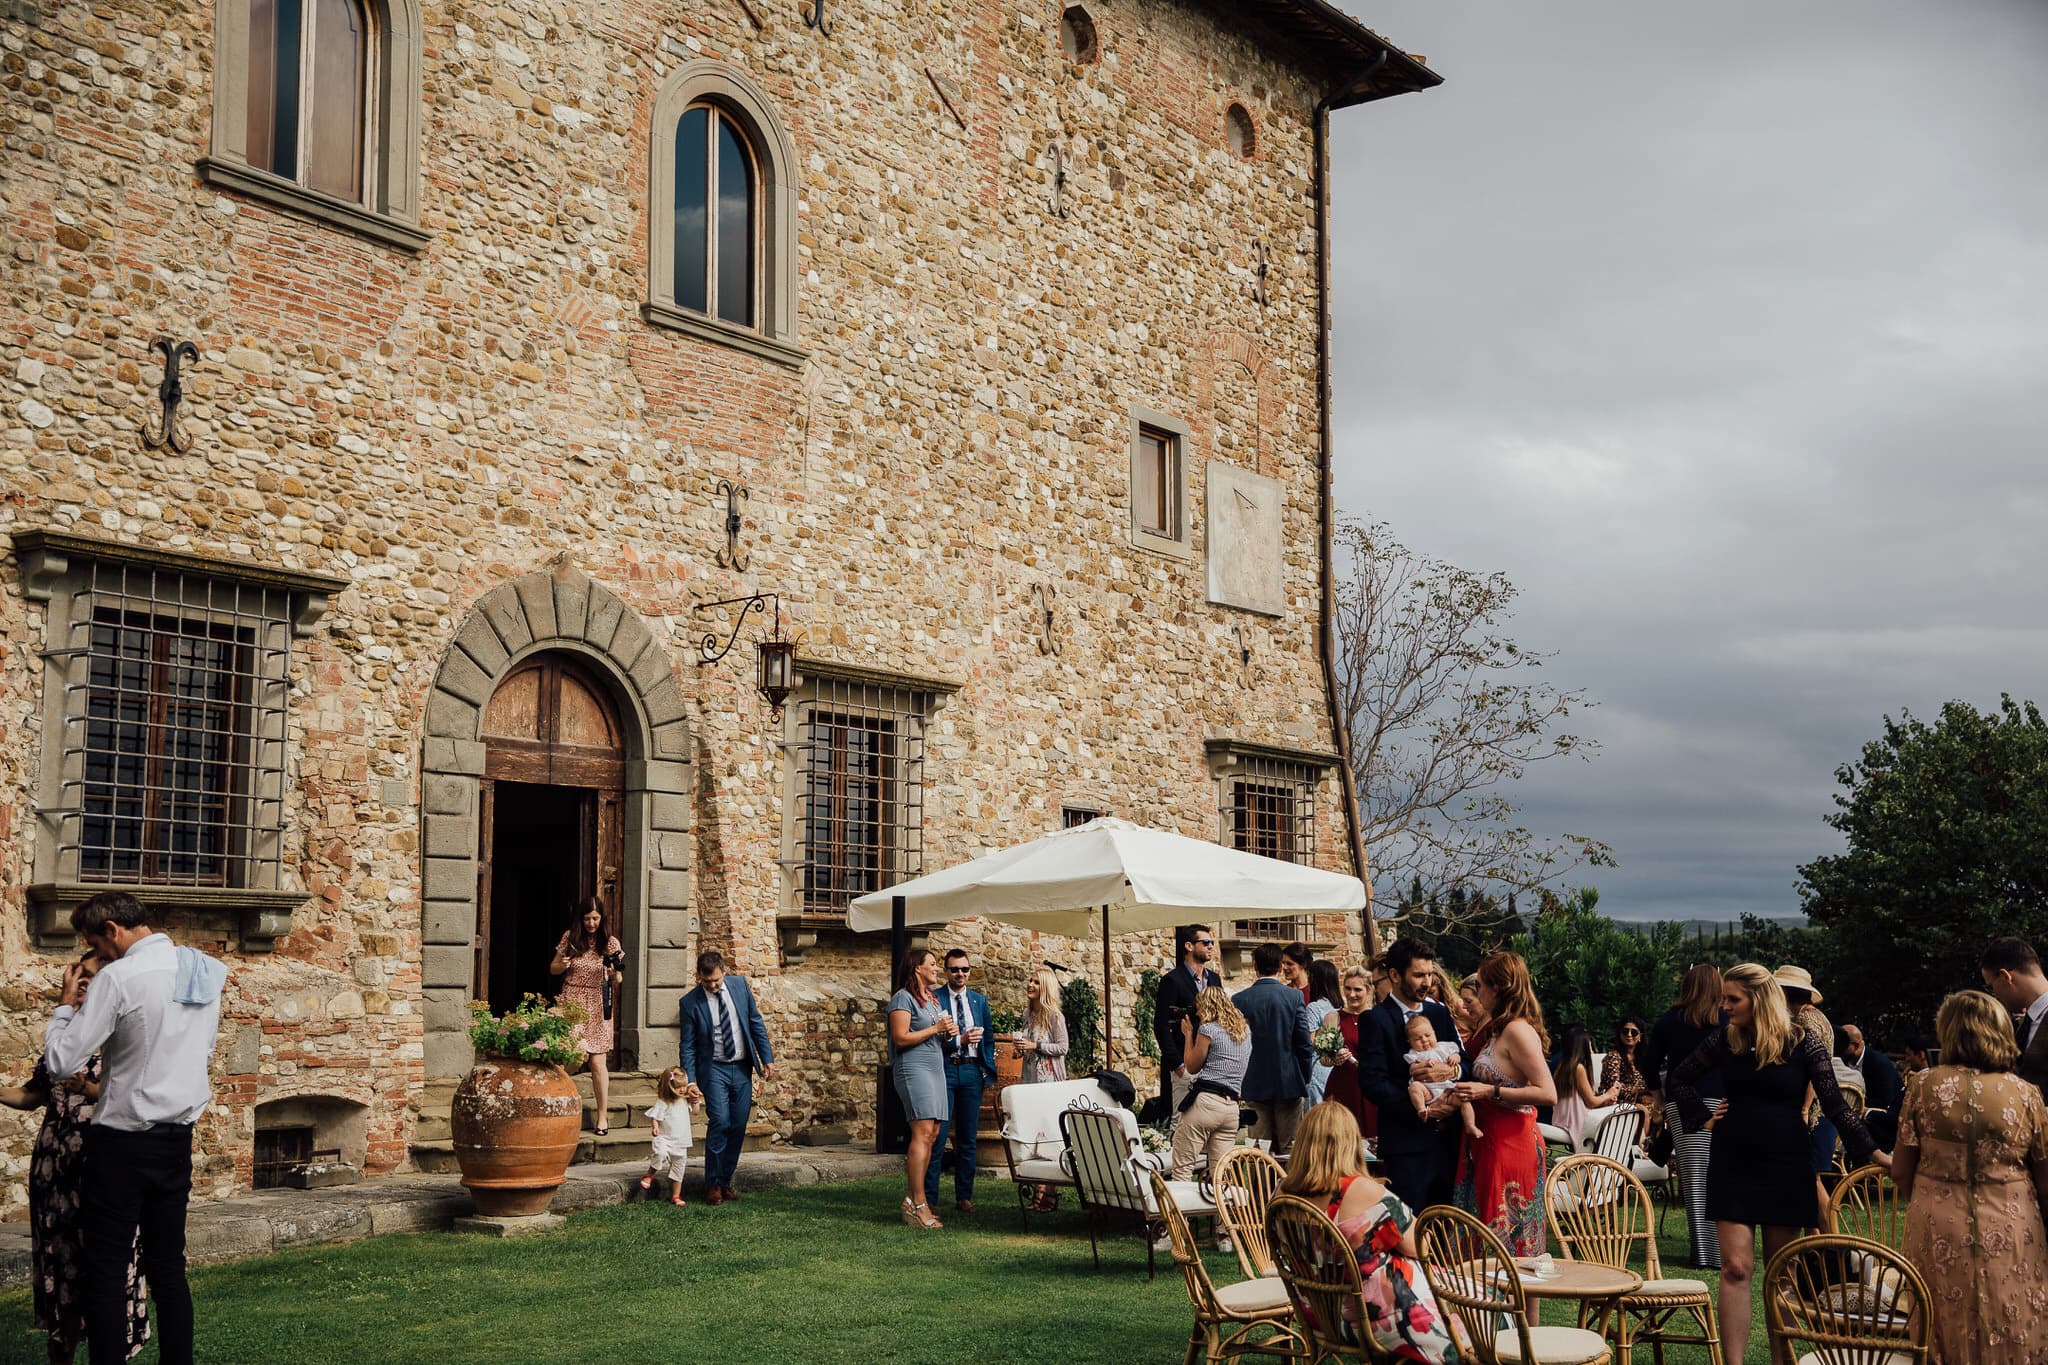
[{"xmin": 0, "ymin": 0, "xmax": 1400, "ymax": 1211}]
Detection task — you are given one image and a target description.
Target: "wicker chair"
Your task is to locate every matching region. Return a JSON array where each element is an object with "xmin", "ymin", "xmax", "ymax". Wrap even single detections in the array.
[
  {"xmin": 1546, "ymin": 1154, "xmax": 1724, "ymax": 1365},
  {"xmin": 1586, "ymin": 1105, "xmax": 1676, "ymax": 1236},
  {"xmin": 1414, "ymin": 1204, "xmax": 1612, "ymax": 1365},
  {"xmin": 1213, "ymin": 1146, "xmax": 1287, "ymax": 1280},
  {"xmin": 1764, "ymin": 1233, "xmax": 1930, "ymax": 1365},
  {"xmin": 1151, "ymin": 1171, "xmax": 1301, "ymax": 1364},
  {"xmin": 1826, "ymin": 1165, "xmax": 1905, "ymax": 1250},
  {"xmin": 1265, "ymin": 1192, "xmax": 1406, "ymax": 1364}
]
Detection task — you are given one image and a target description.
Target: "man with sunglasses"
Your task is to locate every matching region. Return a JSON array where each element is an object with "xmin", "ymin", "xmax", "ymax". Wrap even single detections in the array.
[
  {"xmin": 926, "ymin": 948, "xmax": 996, "ymax": 1213},
  {"xmin": 1155, "ymin": 925, "xmax": 1224, "ymax": 1120}
]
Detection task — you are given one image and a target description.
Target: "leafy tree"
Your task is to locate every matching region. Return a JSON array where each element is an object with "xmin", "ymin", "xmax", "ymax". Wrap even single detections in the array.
[
  {"xmin": 1510, "ymin": 888, "xmax": 1685, "ymax": 1046},
  {"xmin": 1798, "ymin": 696, "xmax": 2048, "ymax": 1043},
  {"xmin": 1334, "ymin": 520, "xmax": 1613, "ymax": 934}
]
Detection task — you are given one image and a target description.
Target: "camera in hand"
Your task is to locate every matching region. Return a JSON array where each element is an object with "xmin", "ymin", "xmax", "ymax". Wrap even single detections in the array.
[{"xmin": 603, "ymin": 949, "xmax": 626, "ymax": 971}]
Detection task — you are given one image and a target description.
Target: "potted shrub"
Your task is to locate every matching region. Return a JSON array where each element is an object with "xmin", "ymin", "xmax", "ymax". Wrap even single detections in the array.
[{"xmin": 451, "ymin": 995, "xmax": 586, "ymax": 1217}]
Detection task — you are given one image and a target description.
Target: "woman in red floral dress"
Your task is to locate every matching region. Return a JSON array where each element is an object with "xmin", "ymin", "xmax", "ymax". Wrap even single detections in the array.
[
  {"xmin": 550, "ymin": 897, "xmax": 623, "ymax": 1135},
  {"xmin": 1324, "ymin": 966, "xmax": 1379, "ymax": 1144}
]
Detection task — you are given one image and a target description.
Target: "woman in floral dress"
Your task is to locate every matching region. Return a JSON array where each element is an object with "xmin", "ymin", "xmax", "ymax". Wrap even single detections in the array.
[
  {"xmin": 1279, "ymin": 1101, "xmax": 1459, "ymax": 1363},
  {"xmin": 1450, "ymin": 952, "xmax": 1557, "ymax": 1256},
  {"xmin": 1892, "ymin": 990, "xmax": 2048, "ymax": 1364},
  {"xmin": 3, "ymin": 953, "xmax": 150, "ymax": 1363},
  {"xmin": 550, "ymin": 896, "xmax": 623, "ymax": 1134}
]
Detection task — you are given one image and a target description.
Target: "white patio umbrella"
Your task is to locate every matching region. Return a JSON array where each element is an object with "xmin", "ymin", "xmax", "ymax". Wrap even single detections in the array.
[{"xmin": 847, "ymin": 817, "xmax": 1367, "ymax": 1061}]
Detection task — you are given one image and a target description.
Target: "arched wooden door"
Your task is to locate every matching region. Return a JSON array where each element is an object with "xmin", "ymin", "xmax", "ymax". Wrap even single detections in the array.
[{"xmin": 474, "ymin": 653, "xmax": 626, "ymax": 1045}]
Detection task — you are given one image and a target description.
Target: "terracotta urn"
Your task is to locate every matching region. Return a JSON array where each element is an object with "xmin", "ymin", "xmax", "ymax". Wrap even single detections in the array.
[{"xmin": 449, "ymin": 1057, "xmax": 582, "ymax": 1217}]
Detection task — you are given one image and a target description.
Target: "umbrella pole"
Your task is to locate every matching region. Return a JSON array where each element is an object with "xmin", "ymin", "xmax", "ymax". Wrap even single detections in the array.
[
  {"xmin": 1101, "ymin": 905, "xmax": 1112, "ymax": 1066},
  {"xmin": 890, "ymin": 894, "xmax": 907, "ymax": 981}
]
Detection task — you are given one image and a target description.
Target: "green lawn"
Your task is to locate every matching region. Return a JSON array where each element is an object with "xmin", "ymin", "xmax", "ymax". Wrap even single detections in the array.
[{"xmin": 0, "ymin": 1177, "xmax": 1768, "ymax": 1363}]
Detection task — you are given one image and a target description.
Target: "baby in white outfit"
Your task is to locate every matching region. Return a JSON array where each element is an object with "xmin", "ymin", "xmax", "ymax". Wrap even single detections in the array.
[{"xmin": 1404, "ymin": 1014, "xmax": 1482, "ymax": 1139}]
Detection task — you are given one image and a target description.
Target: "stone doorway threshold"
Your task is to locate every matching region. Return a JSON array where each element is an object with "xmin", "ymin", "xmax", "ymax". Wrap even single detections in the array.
[{"xmin": 0, "ymin": 1146, "xmax": 901, "ymax": 1292}]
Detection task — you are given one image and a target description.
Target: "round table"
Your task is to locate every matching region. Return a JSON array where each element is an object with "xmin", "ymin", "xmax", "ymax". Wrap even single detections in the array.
[{"xmin": 1513, "ymin": 1259, "xmax": 1642, "ymax": 1330}]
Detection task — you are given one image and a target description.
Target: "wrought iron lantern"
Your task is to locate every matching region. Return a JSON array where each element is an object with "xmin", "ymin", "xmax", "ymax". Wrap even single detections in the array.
[{"xmin": 695, "ymin": 592, "xmax": 796, "ymax": 713}]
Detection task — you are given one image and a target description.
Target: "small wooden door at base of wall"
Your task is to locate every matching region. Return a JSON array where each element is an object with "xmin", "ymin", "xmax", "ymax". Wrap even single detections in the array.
[{"xmin": 474, "ymin": 654, "xmax": 626, "ymax": 1062}]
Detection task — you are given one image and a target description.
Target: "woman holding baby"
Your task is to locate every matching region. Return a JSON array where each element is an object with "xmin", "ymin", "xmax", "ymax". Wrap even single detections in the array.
[{"xmin": 1448, "ymin": 951, "xmax": 1557, "ymax": 1255}]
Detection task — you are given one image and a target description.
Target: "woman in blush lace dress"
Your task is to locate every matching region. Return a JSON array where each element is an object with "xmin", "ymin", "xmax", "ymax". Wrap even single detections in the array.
[{"xmin": 1892, "ymin": 990, "xmax": 2048, "ymax": 1365}]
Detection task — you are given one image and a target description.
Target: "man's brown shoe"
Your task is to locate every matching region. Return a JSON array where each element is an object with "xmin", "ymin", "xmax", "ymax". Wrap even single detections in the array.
[
  {"xmin": 705, "ymin": 1186, "xmax": 726, "ymax": 1205},
  {"xmin": 721, "ymin": 1185, "xmax": 741, "ymax": 1202},
  {"xmin": 954, "ymin": 1200, "xmax": 976, "ymax": 1214}
]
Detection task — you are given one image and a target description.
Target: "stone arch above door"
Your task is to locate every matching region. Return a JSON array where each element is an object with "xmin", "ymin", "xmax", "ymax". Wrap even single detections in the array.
[{"xmin": 417, "ymin": 561, "xmax": 695, "ymax": 1078}]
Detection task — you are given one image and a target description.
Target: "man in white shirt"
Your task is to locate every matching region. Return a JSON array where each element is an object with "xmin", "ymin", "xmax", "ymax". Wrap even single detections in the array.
[
  {"xmin": 44, "ymin": 891, "xmax": 224, "ymax": 1365},
  {"xmin": 1980, "ymin": 936, "xmax": 2048, "ymax": 1093}
]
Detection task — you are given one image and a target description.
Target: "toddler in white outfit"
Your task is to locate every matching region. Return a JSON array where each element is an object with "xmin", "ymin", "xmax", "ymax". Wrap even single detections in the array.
[
  {"xmin": 639, "ymin": 1066, "xmax": 697, "ymax": 1206},
  {"xmin": 1404, "ymin": 1014, "xmax": 1481, "ymax": 1139}
]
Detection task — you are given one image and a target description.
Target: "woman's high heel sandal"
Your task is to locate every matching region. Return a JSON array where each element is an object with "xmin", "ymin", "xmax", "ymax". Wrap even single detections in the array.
[{"xmin": 902, "ymin": 1198, "xmax": 943, "ymax": 1229}]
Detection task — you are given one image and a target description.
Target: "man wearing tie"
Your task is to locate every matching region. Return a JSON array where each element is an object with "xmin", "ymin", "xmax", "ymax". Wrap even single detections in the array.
[
  {"xmin": 1357, "ymin": 936, "xmax": 1465, "ymax": 1211},
  {"xmin": 1980, "ymin": 937, "xmax": 2048, "ymax": 1093},
  {"xmin": 678, "ymin": 951, "xmax": 777, "ymax": 1204},
  {"xmin": 928, "ymin": 949, "xmax": 997, "ymax": 1214}
]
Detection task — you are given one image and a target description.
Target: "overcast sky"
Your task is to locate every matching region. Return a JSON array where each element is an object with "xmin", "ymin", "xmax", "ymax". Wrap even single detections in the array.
[{"xmin": 1325, "ymin": 1, "xmax": 2048, "ymax": 922}]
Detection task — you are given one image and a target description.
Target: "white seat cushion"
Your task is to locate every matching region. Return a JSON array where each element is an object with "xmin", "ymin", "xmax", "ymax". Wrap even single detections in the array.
[
  {"xmin": 1630, "ymin": 1277, "xmax": 1709, "ymax": 1300},
  {"xmin": 1213, "ymin": 1276, "xmax": 1291, "ymax": 1315},
  {"xmin": 1010, "ymin": 1157, "xmax": 1073, "ymax": 1184},
  {"xmin": 1798, "ymin": 1355, "xmax": 1915, "ymax": 1365},
  {"xmin": 1000, "ymin": 1078, "xmax": 1119, "ymax": 1162},
  {"xmin": 1632, "ymin": 1158, "xmax": 1671, "ymax": 1182},
  {"xmin": 1494, "ymin": 1324, "xmax": 1612, "ymax": 1365},
  {"xmin": 1538, "ymin": 1122, "xmax": 1573, "ymax": 1148}
]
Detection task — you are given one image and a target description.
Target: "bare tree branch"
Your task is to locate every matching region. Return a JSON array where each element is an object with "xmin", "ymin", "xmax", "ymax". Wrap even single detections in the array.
[{"xmin": 1334, "ymin": 520, "xmax": 1613, "ymax": 906}]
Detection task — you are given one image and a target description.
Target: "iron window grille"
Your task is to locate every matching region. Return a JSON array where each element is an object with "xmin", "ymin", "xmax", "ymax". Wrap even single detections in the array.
[
  {"xmin": 1061, "ymin": 804, "xmax": 1106, "ymax": 829},
  {"xmin": 789, "ymin": 673, "xmax": 933, "ymax": 921},
  {"xmin": 1219, "ymin": 753, "xmax": 1320, "ymax": 943},
  {"xmin": 45, "ymin": 560, "xmax": 294, "ymax": 890}
]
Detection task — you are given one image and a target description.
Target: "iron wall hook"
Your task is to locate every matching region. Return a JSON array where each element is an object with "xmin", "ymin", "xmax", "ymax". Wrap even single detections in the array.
[
  {"xmin": 142, "ymin": 337, "xmax": 200, "ymax": 453},
  {"xmin": 716, "ymin": 479, "xmax": 751, "ymax": 571},
  {"xmin": 804, "ymin": 0, "xmax": 832, "ymax": 37}
]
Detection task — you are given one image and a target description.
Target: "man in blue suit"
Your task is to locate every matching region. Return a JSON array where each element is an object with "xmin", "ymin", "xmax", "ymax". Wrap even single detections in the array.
[
  {"xmin": 678, "ymin": 950, "xmax": 777, "ymax": 1205},
  {"xmin": 928, "ymin": 948, "xmax": 998, "ymax": 1213},
  {"xmin": 1358, "ymin": 936, "xmax": 1464, "ymax": 1211},
  {"xmin": 1233, "ymin": 942, "xmax": 1314, "ymax": 1155}
]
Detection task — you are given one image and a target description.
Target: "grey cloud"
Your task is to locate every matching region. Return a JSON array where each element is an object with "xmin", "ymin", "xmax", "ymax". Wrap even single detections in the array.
[{"xmin": 1323, "ymin": 1, "xmax": 2048, "ymax": 919}]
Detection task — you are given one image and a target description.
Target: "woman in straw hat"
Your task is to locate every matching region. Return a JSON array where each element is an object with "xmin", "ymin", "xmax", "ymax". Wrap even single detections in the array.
[
  {"xmin": 1667, "ymin": 963, "xmax": 1886, "ymax": 1365},
  {"xmin": 1775, "ymin": 963, "xmax": 1839, "ymax": 1209}
]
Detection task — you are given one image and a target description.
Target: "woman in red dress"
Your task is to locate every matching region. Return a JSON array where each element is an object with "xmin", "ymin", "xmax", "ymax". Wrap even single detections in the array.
[
  {"xmin": 1324, "ymin": 965, "xmax": 1379, "ymax": 1144},
  {"xmin": 1450, "ymin": 951, "xmax": 1557, "ymax": 1254}
]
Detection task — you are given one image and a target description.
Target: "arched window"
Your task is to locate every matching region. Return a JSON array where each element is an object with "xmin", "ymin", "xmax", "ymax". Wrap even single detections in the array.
[
  {"xmin": 645, "ymin": 62, "xmax": 803, "ymax": 369},
  {"xmin": 246, "ymin": 0, "xmax": 371, "ymax": 202},
  {"xmin": 201, "ymin": 0, "xmax": 427, "ymax": 252},
  {"xmin": 674, "ymin": 103, "xmax": 758, "ymax": 329}
]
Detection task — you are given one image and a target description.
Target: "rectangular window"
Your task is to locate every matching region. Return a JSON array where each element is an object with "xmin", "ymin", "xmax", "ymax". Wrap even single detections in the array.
[
  {"xmin": 81, "ymin": 611, "xmax": 248, "ymax": 884},
  {"xmin": 1135, "ymin": 425, "xmax": 1177, "ymax": 539},
  {"xmin": 791, "ymin": 675, "xmax": 932, "ymax": 919},
  {"xmin": 47, "ymin": 560, "xmax": 295, "ymax": 890},
  {"xmin": 1220, "ymin": 754, "xmax": 1321, "ymax": 943},
  {"xmin": 1061, "ymin": 804, "xmax": 1105, "ymax": 829}
]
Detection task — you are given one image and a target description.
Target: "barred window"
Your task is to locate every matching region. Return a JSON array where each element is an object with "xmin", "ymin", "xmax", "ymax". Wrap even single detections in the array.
[
  {"xmin": 1209, "ymin": 742, "xmax": 1330, "ymax": 944},
  {"xmin": 18, "ymin": 531, "xmax": 340, "ymax": 939},
  {"xmin": 1061, "ymin": 804, "xmax": 1106, "ymax": 829},
  {"xmin": 786, "ymin": 666, "xmax": 954, "ymax": 920},
  {"xmin": 63, "ymin": 568, "xmax": 291, "ymax": 887}
]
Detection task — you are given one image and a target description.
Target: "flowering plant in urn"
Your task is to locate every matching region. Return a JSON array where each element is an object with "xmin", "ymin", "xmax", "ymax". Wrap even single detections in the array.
[
  {"xmin": 467, "ymin": 994, "xmax": 586, "ymax": 1066},
  {"xmin": 451, "ymin": 994, "xmax": 588, "ymax": 1218}
]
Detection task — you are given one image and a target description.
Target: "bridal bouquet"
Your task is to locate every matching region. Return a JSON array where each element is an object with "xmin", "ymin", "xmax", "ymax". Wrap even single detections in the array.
[{"xmin": 1312, "ymin": 1018, "xmax": 1348, "ymax": 1064}]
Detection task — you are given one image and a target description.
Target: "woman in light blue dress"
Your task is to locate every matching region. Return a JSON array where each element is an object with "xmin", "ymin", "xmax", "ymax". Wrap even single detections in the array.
[{"xmin": 889, "ymin": 948, "xmax": 954, "ymax": 1229}]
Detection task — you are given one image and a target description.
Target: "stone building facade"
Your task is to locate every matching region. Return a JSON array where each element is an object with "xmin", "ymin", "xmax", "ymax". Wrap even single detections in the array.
[{"xmin": 0, "ymin": 0, "xmax": 1435, "ymax": 1209}]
